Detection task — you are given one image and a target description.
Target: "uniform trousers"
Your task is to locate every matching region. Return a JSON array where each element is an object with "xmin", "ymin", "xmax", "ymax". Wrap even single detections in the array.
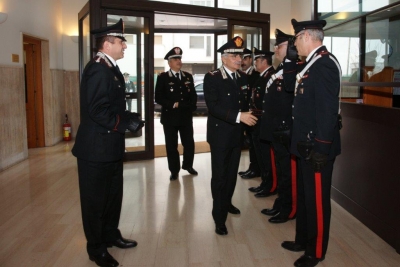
[
  {"xmin": 77, "ymin": 158, "xmax": 124, "ymax": 256},
  {"xmin": 252, "ymin": 123, "xmax": 275, "ymax": 192},
  {"xmin": 210, "ymin": 145, "xmax": 241, "ymax": 224},
  {"xmin": 295, "ymin": 157, "xmax": 335, "ymax": 259},
  {"xmin": 245, "ymin": 126, "xmax": 260, "ymax": 173},
  {"xmin": 163, "ymin": 124, "xmax": 195, "ymax": 174},
  {"xmin": 271, "ymin": 142, "xmax": 296, "ymax": 217}
]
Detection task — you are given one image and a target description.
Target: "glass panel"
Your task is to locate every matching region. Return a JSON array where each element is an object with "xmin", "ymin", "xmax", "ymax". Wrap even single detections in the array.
[
  {"xmin": 232, "ymin": 25, "xmax": 262, "ymax": 49},
  {"xmin": 364, "ymin": 4, "xmax": 400, "ymax": 107},
  {"xmin": 82, "ymin": 14, "xmax": 91, "ymax": 68},
  {"xmin": 107, "ymin": 15, "xmax": 149, "ymax": 153},
  {"xmin": 325, "ymin": 19, "xmax": 361, "ymax": 98},
  {"xmin": 154, "ymin": 33, "xmax": 214, "ymax": 144},
  {"xmin": 218, "ymin": 0, "xmax": 251, "ymax": 11},
  {"xmin": 217, "ymin": 34, "xmax": 227, "ymax": 68},
  {"xmin": 318, "ymin": 0, "xmax": 398, "ymax": 28},
  {"xmin": 149, "ymin": 0, "xmax": 213, "ymax": 7}
]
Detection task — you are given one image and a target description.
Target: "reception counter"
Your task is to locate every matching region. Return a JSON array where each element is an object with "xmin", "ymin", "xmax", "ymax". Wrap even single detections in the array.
[{"xmin": 332, "ymin": 102, "xmax": 400, "ymax": 253}]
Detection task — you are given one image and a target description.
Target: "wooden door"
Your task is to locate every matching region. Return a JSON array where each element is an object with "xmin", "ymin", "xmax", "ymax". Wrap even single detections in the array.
[{"xmin": 23, "ymin": 36, "xmax": 45, "ymax": 148}]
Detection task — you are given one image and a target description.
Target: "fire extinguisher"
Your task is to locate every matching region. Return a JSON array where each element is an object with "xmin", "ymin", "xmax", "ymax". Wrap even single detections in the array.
[{"xmin": 63, "ymin": 114, "xmax": 71, "ymax": 141}]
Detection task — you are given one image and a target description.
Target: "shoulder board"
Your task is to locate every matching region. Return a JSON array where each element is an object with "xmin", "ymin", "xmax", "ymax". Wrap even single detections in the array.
[
  {"xmin": 93, "ymin": 52, "xmax": 113, "ymax": 68},
  {"xmin": 208, "ymin": 69, "xmax": 221, "ymax": 75}
]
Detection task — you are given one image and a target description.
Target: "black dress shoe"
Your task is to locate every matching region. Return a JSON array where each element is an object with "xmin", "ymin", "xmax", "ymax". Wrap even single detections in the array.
[
  {"xmin": 89, "ymin": 251, "xmax": 119, "ymax": 267},
  {"xmin": 183, "ymin": 167, "xmax": 198, "ymax": 175},
  {"xmin": 170, "ymin": 173, "xmax": 178, "ymax": 181},
  {"xmin": 261, "ymin": 208, "xmax": 280, "ymax": 216},
  {"xmin": 240, "ymin": 170, "xmax": 260, "ymax": 179},
  {"xmin": 269, "ymin": 213, "xmax": 290, "ymax": 223},
  {"xmin": 238, "ymin": 169, "xmax": 250, "ymax": 176},
  {"xmin": 294, "ymin": 254, "xmax": 324, "ymax": 267},
  {"xmin": 254, "ymin": 189, "xmax": 277, "ymax": 198},
  {"xmin": 107, "ymin": 237, "xmax": 138, "ymax": 249},
  {"xmin": 215, "ymin": 224, "xmax": 228, "ymax": 235},
  {"xmin": 281, "ymin": 241, "xmax": 306, "ymax": 252},
  {"xmin": 228, "ymin": 205, "xmax": 240, "ymax": 214},
  {"xmin": 248, "ymin": 185, "xmax": 264, "ymax": 193}
]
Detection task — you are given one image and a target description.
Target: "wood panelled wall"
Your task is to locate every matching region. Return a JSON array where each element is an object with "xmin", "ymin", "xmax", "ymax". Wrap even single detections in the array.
[
  {"xmin": 0, "ymin": 66, "xmax": 28, "ymax": 171},
  {"xmin": 0, "ymin": 64, "xmax": 80, "ymax": 171}
]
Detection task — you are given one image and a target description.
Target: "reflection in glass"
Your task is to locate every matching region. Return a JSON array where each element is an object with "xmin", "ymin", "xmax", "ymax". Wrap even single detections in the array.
[
  {"xmin": 325, "ymin": 19, "xmax": 361, "ymax": 98},
  {"xmin": 82, "ymin": 15, "xmax": 91, "ymax": 67}
]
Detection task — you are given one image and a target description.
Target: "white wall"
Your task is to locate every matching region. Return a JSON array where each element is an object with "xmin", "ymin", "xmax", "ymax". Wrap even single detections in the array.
[
  {"xmin": 0, "ymin": 0, "xmax": 85, "ymax": 70},
  {"xmin": 260, "ymin": 0, "xmax": 313, "ymax": 36},
  {"xmin": 61, "ymin": 0, "xmax": 87, "ymax": 71}
]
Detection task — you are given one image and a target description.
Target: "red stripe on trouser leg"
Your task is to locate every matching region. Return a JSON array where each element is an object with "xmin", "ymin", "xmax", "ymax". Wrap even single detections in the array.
[
  {"xmin": 270, "ymin": 147, "xmax": 277, "ymax": 192},
  {"xmin": 289, "ymin": 155, "xmax": 297, "ymax": 218},
  {"xmin": 315, "ymin": 172, "xmax": 323, "ymax": 259}
]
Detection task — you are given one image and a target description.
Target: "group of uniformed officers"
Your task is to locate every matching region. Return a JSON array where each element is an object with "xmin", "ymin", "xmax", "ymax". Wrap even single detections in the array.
[{"xmin": 156, "ymin": 18, "xmax": 341, "ymax": 267}]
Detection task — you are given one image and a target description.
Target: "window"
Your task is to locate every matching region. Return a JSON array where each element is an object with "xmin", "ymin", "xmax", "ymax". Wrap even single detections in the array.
[{"xmin": 190, "ymin": 36, "xmax": 204, "ymax": 49}]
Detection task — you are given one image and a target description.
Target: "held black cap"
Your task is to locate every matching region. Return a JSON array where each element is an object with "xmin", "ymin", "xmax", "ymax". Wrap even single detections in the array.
[
  {"xmin": 252, "ymin": 47, "xmax": 274, "ymax": 59},
  {"xmin": 164, "ymin": 47, "xmax": 183, "ymax": 60},
  {"xmin": 217, "ymin": 36, "xmax": 244, "ymax": 54},
  {"xmin": 291, "ymin": 19, "xmax": 327, "ymax": 35},
  {"xmin": 275, "ymin": 29, "xmax": 294, "ymax": 45}
]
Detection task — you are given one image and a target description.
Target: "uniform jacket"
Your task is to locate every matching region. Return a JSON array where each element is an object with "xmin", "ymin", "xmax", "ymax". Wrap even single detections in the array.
[
  {"xmin": 246, "ymin": 66, "xmax": 260, "ymax": 103},
  {"xmin": 250, "ymin": 66, "xmax": 274, "ymax": 119},
  {"xmin": 72, "ymin": 52, "xmax": 129, "ymax": 162},
  {"xmin": 204, "ymin": 67, "xmax": 249, "ymax": 148},
  {"xmin": 286, "ymin": 46, "xmax": 341, "ymax": 159},
  {"xmin": 260, "ymin": 62, "xmax": 295, "ymax": 142},
  {"xmin": 155, "ymin": 70, "xmax": 197, "ymax": 126}
]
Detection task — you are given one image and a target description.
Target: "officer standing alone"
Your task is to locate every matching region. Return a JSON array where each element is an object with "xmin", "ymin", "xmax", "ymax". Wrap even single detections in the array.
[{"xmin": 155, "ymin": 47, "xmax": 198, "ymax": 181}]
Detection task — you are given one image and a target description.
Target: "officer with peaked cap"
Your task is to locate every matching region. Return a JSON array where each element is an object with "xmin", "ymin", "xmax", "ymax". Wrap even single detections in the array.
[
  {"xmin": 259, "ymin": 29, "xmax": 299, "ymax": 224},
  {"xmin": 155, "ymin": 47, "xmax": 198, "ymax": 181},
  {"xmin": 238, "ymin": 47, "xmax": 261, "ymax": 179},
  {"xmin": 204, "ymin": 36, "xmax": 258, "ymax": 236},
  {"xmin": 246, "ymin": 48, "xmax": 277, "ymax": 198},
  {"xmin": 72, "ymin": 18, "xmax": 144, "ymax": 267},
  {"xmin": 281, "ymin": 19, "xmax": 341, "ymax": 267}
]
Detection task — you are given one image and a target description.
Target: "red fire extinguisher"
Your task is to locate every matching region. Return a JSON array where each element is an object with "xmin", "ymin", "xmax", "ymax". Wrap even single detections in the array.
[{"xmin": 63, "ymin": 114, "xmax": 71, "ymax": 141}]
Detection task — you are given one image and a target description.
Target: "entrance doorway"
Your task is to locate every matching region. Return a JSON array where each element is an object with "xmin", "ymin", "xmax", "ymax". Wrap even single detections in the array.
[{"xmin": 78, "ymin": 1, "xmax": 270, "ymax": 160}]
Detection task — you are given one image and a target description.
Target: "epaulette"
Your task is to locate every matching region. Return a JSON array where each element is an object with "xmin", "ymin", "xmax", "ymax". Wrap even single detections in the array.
[
  {"xmin": 158, "ymin": 71, "xmax": 168, "ymax": 77},
  {"xmin": 93, "ymin": 52, "xmax": 113, "ymax": 68},
  {"xmin": 208, "ymin": 69, "xmax": 221, "ymax": 76}
]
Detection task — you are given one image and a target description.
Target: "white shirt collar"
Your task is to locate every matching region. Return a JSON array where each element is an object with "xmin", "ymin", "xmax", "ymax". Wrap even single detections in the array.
[
  {"xmin": 306, "ymin": 45, "xmax": 323, "ymax": 62},
  {"xmin": 260, "ymin": 66, "xmax": 273, "ymax": 76},
  {"xmin": 223, "ymin": 65, "xmax": 236, "ymax": 79},
  {"xmin": 103, "ymin": 53, "xmax": 117, "ymax": 67}
]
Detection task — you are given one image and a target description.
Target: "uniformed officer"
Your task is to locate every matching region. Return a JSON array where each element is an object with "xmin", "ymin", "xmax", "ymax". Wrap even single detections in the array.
[
  {"xmin": 281, "ymin": 19, "xmax": 341, "ymax": 267},
  {"xmin": 259, "ymin": 29, "xmax": 299, "ymax": 223},
  {"xmin": 247, "ymin": 48, "xmax": 277, "ymax": 198},
  {"xmin": 72, "ymin": 19, "xmax": 144, "ymax": 267},
  {"xmin": 123, "ymin": 72, "xmax": 135, "ymax": 112},
  {"xmin": 238, "ymin": 48, "xmax": 261, "ymax": 179},
  {"xmin": 204, "ymin": 36, "xmax": 257, "ymax": 235},
  {"xmin": 155, "ymin": 47, "xmax": 198, "ymax": 181}
]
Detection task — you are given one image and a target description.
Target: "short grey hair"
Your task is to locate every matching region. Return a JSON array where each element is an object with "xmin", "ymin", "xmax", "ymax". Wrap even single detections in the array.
[{"xmin": 306, "ymin": 29, "xmax": 324, "ymax": 42}]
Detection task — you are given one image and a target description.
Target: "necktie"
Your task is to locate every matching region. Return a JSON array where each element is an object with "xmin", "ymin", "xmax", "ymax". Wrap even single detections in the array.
[
  {"xmin": 175, "ymin": 73, "xmax": 180, "ymax": 80},
  {"xmin": 232, "ymin": 72, "xmax": 237, "ymax": 84}
]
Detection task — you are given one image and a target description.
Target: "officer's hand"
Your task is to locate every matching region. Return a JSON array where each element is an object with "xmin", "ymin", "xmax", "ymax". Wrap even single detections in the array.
[
  {"xmin": 286, "ymin": 38, "xmax": 298, "ymax": 61},
  {"xmin": 309, "ymin": 151, "xmax": 328, "ymax": 172},
  {"xmin": 127, "ymin": 117, "xmax": 145, "ymax": 133},
  {"xmin": 173, "ymin": 102, "xmax": 179, "ymax": 108},
  {"xmin": 240, "ymin": 112, "xmax": 258, "ymax": 126}
]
